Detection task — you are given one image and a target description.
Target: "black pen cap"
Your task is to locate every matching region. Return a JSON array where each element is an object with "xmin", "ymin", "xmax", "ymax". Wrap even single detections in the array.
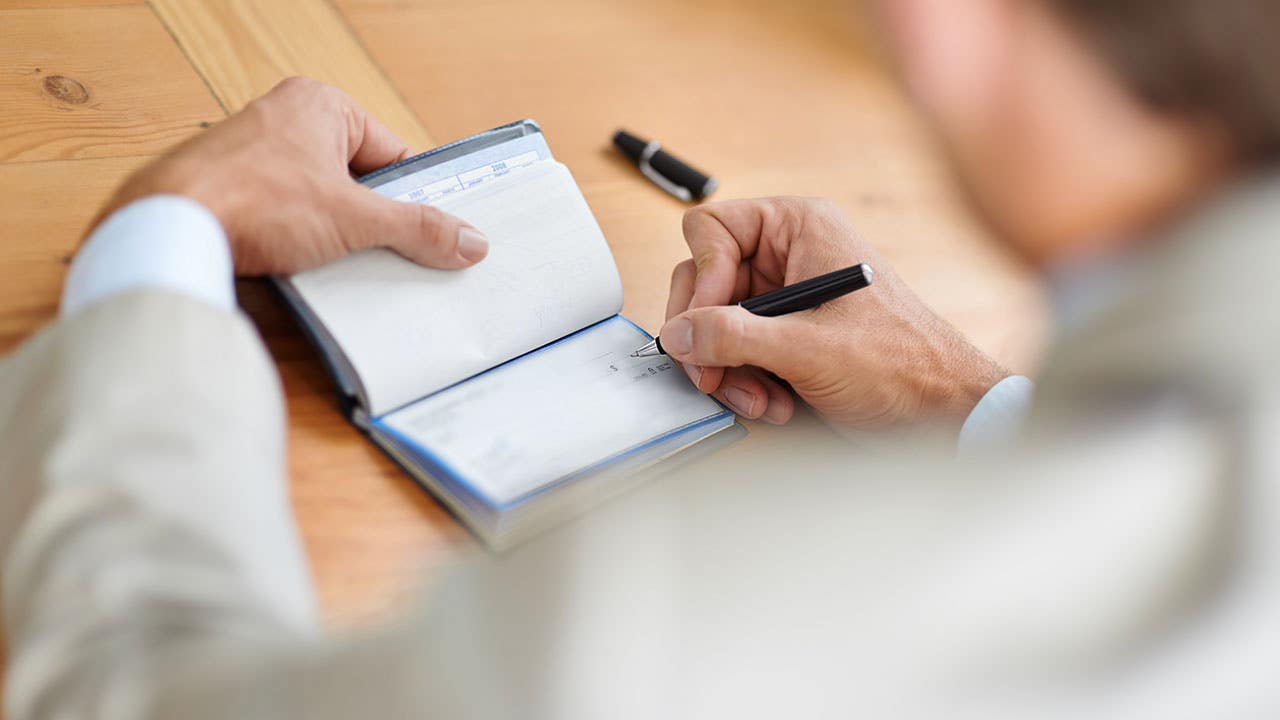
[{"xmin": 613, "ymin": 130, "xmax": 649, "ymax": 163}]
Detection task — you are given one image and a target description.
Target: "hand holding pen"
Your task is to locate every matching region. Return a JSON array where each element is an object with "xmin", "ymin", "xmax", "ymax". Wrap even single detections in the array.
[
  {"xmin": 656, "ymin": 198, "xmax": 1009, "ymax": 431},
  {"xmin": 632, "ymin": 263, "xmax": 874, "ymax": 357}
]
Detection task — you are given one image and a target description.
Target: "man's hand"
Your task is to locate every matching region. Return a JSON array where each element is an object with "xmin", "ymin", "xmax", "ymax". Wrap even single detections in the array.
[
  {"xmin": 91, "ymin": 77, "xmax": 488, "ymax": 275},
  {"xmin": 661, "ymin": 197, "xmax": 1007, "ymax": 431}
]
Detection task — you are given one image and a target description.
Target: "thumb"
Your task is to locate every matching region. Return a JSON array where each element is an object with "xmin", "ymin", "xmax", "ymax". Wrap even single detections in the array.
[
  {"xmin": 659, "ymin": 305, "xmax": 814, "ymax": 376},
  {"xmin": 340, "ymin": 187, "xmax": 489, "ymax": 269}
]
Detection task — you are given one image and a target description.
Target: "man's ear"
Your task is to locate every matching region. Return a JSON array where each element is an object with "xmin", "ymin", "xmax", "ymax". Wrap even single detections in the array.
[{"xmin": 875, "ymin": 0, "xmax": 1015, "ymax": 132}]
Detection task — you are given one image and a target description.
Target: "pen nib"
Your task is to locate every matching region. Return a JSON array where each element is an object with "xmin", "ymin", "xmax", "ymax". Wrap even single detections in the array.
[{"xmin": 630, "ymin": 338, "xmax": 662, "ymax": 358}]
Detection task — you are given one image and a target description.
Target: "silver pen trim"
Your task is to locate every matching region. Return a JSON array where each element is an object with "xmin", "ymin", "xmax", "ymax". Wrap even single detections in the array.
[
  {"xmin": 630, "ymin": 338, "xmax": 663, "ymax": 358},
  {"xmin": 638, "ymin": 141, "xmax": 694, "ymax": 202}
]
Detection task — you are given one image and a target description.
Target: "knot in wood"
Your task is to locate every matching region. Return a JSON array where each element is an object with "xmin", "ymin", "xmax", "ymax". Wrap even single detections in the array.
[{"xmin": 43, "ymin": 75, "xmax": 90, "ymax": 104}]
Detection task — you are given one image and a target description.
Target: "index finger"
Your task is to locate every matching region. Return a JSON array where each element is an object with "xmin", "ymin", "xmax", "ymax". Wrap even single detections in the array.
[
  {"xmin": 682, "ymin": 199, "xmax": 790, "ymax": 309},
  {"xmin": 343, "ymin": 99, "xmax": 413, "ymax": 176},
  {"xmin": 681, "ymin": 202, "xmax": 753, "ymax": 309},
  {"xmin": 262, "ymin": 78, "xmax": 413, "ymax": 176}
]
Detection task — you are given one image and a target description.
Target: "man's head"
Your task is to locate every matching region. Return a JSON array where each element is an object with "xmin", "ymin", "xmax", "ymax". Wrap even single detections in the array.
[{"xmin": 878, "ymin": 0, "xmax": 1280, "ymax": 267}]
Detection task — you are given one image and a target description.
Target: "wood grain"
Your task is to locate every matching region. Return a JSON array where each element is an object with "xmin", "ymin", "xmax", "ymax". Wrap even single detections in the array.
[
  {"xmin": 0, "ymin": 0, "xmax": 456, "ymax": 632},
  {"xmin": 0, "ymin": 0, "xmax": 144, "ymax": 9},
  {"xmin": 148, "ymin": 0, "xmax": 433, "ymax": 148},
  {"xmin": 0, "ymin": 155, "xmax": 153, "ymax": 352},
  {"xmin": 0, "ymin": 0, "xmax": 456, "ymax": 708},
  {"xmin": 0, "ymin": 6, "xmax": 222, "ymax": 162},
  {"xmin": 340, "ymin": 0, "xmax": 1049, "ymax": 372},
  {"xmin": 0, "ymin": 3, "xmax": 1053, "ymax": 707}
]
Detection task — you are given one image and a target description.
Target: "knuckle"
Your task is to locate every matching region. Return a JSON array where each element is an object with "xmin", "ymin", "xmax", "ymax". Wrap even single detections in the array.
[
  {"xmin": 275, "ymin": 77, "xmax": 350, "ymax": 115},
  {"xmin": 681, "ymin": 205, "xmax": 708, "ymax": 232},
  {"xmin": 273, "ymin": 75, "xmax": 314, "ymax": 95},
  {"xmin": 681, "ymin": 206, "xmax": 714, "ymax": 241},
  {"xmin": 322, "ymin": 81, "xmax": 351, "ymax": 101},
  {"xmin": 239, "ymin": 96, "xmax": 273, "ymax": 128},
  {"xmin": 341, "ymin": 100, "xmax": 363, "ymax": 142},
  {"xmin": 256, "ymin": 77, "xmax": 326, "ymax": 120},
  {"xmin": 692, "ymin": 250, "xmax": 718, "ymax": 273},
  {"xmin": 325, "ymin": 84, "xmax": 358, "ymax": 112},
  {"xmin": 755, "ymin": 197, "xmax": 782, "ymax": 228}
]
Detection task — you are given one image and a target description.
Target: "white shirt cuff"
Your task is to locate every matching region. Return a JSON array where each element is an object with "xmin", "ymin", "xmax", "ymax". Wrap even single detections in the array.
[
  {"xmin": 958, "ymin": 375, "xmax": 1035, "ymax": 452},
  {"xmin": 62, "ymin": 195, "xmax": 234, "ymax": 316}
]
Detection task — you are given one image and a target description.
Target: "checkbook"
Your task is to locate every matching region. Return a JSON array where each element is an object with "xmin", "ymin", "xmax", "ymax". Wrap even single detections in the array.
[{"xmin": 275, "ymin": 120, "xmax": 740, "ymax": 549}]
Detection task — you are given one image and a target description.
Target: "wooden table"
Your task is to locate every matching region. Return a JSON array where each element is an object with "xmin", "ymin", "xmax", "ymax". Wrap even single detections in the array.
[{"xmin": 0, "ymin": 0, "xmax": 1046, "ymax": 700}]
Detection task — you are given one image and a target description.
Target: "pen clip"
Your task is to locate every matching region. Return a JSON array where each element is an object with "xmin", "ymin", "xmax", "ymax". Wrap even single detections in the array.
[{"xmin": 639, "ymin": 141, "xmax": 694, "ymax": 203}]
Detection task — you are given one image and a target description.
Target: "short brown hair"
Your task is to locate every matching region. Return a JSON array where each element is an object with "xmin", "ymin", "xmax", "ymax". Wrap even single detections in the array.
[{"xmin": 1049, "ymin": 0, "xmax": 1280, "ymax": 165}]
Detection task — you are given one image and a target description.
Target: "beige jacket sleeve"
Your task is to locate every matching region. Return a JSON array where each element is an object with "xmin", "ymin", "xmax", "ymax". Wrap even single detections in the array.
[
  {"xmin": 7, "ymin": 178, "xmax": 1280, "ymax": 720},
  {"xmin": 0, "ymin": 291, "xmax": 317, "ymax": 720},
  {"xmin": 0, "ymin": 291, "xmax": 491, "ymax": 720}
]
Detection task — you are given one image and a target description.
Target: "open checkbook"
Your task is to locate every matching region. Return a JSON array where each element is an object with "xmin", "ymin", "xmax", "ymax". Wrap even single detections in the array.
[{"xmin": 276, "ymin": 120, "xmax": 740, "ymax": 549}]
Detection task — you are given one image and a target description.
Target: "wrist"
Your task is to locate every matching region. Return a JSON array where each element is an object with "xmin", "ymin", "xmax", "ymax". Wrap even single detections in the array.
[
  {"xmin": 933, "ymin": 355, "xmax": 1009, "ymax": 422},
  {"xmin": 93, "ymin": 159, "xmax": 236, "ymax": 243},
  {"xmin": 64, "ymin": 195, "xmax": 234, "ymax": 315},
  {"xmin": 909, "ymin": 317, "xmax": 1010, "ymax": 425}
]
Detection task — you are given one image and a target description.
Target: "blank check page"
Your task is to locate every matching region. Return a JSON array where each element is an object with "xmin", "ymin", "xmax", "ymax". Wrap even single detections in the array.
[
  {"xmin": 376, "ymin": 316, "xmax": 728, "ymax": 506},
  {"xmin": 290, "ymin": 160, "xmax": 623, "ymax": 416}
]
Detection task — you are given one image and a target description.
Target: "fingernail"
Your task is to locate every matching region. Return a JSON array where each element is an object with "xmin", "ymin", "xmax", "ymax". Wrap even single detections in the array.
[
  {"xmin": 724, "ymin": 386, "xmax": 760, "ymax": 418},
  {"xmin": 662, "ymin": 317, "xmax": 693, "ymax": 356},
  {"xmin": 686, "ymin": 364, "xmax": 703, "ymax": 387},
  {"xmin": 457, "ymin": 227, "xmax": 489, "ymax": 263}
]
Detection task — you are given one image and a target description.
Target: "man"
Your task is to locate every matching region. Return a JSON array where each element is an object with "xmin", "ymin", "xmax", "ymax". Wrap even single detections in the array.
[{"xmin": 4, "ymin": 1, "xmax": 1279, "ymax": 718}]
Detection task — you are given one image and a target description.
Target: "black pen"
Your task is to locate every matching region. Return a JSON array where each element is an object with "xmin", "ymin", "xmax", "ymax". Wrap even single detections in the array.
[
  {"xmin": 613, "ymin": 129, "xmax": 718, "ymax": 202},
  {"xmin": 630, "ymin": 263, "xmax": 874, "ymax": 357}
]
